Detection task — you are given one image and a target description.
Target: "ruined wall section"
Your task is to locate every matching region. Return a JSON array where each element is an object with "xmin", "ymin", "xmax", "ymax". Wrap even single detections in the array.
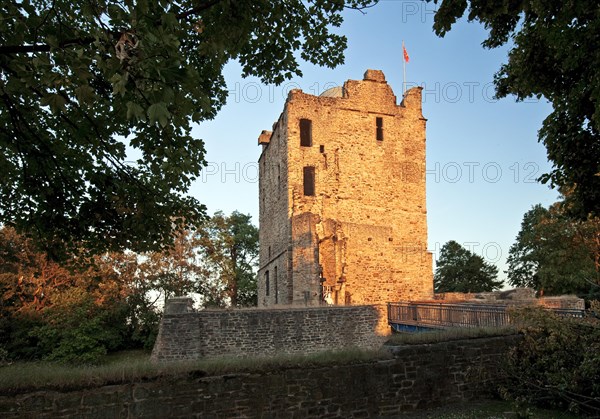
[
  {"xmin": 284, "ymin": 70, "xmax": 433, "ymax": 306},
  {"xmin": 151, "ymin": 304, "xmax": 383, "ymax": 362},
  {"xmin": 257, "ymin": 110, "xmax": 292, "ymax": 306}
]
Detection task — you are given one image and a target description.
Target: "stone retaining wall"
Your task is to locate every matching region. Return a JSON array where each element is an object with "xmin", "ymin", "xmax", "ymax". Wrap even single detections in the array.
[
  {"xmin": 1, "ymin": 336, "xmax": 520, "ymax": 418},
  {"xmin": 151, "ymin": 301, "xmax": 383, "ymax": 362}
]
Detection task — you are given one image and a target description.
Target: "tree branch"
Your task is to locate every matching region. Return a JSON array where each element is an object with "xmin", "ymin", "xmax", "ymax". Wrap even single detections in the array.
[
  {"xmin": 0, "ymin": 37, "xmax": 96, "ymax": 55},
  {"xmin": 176, "ymin": 0, "xmax": 223, "ymax": 20},
  {"xmin": 343, "ymin": 0, "xmax": 380, "ymax": 14},
  {"xmin": 0, "ymin": 0, "xmax": 223, "ymax": 56}
]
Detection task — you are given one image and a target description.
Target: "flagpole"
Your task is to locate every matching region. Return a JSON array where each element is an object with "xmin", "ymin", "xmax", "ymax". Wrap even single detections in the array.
[{"xmin": 402, "ymin": 40, "xmax": 406, "ymax": 97}]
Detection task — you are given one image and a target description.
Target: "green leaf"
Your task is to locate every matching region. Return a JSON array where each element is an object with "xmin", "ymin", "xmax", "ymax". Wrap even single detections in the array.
[
  {"xmin": 41, "ymin": 93, "xmax": 67, "ymax": 113},
  {"xmin": 74, "ymin": 85, "xmax": 94, "ymax": 105},
  {"xmin": 430, "ymin": 0, "xmax": 600, "ymax": 217},
  {"xmin": 161, "ymin": 12, "xmax": 178, "ymax": 29},
  {"xmin": 147, "ymin": 102, "xmax": 170, "ymax": 127},
  {"xmin": 126, "ymin": 102, "xmax": 146, "ymax": 122},
  {"xmin": 110, "ymin": 73, "xmax": 128, "ymax": 97},
  {"xmin": 0, "ymin": 0, "xmax": 382, "ymax": 256},
  {"xmin": 46, "ymin": 35, "xmax": 59, "ymax": 48}
]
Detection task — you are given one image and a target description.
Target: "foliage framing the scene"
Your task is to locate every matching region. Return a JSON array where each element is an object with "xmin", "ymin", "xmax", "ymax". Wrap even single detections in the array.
[
  {"xmin": 428, "ymin": 0, "xmax": 600, "ymax": 218},
  {"xmin": 0, "ymin": 0, "xmax": 377, "ymax": 255}
]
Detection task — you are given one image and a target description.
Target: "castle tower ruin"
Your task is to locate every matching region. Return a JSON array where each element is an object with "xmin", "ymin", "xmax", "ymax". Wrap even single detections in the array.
[{"xmin": 257, "ymin": 70, "xmax": 433, "ymax": 307}]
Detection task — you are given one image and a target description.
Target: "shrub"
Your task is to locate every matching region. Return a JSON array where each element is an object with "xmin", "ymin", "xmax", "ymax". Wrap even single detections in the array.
[
  {"xmin": 30, "ymin": 287, "xmax": 127, "ymax": 364},
  {"xmin": 499, "ymin": 307, "xmax": 600, "ymax": 415},
  {"xmin": 122, "ymin": 293, "xmax": 161, "ymax": 350}
]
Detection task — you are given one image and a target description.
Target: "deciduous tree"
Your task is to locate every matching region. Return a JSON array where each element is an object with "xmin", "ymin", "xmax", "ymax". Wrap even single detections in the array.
[
  {"xmin": 434, "ymin": 240, "xmax": 502, "ymax": 293},
  {"xmin": 0, "ymin": 0, "xmax": 376, "ymax": 255},
  {"xmin": 138, "ymin": 228, "xmax": 206, "ymax": 306},
  {"xmin": 428, "ymin": 0, "xmax": 600, "ymax": 217},
  {"xmin": 507, "ymin": 201, "xmax": 600, "ymax": 296},
  {"xmin": 197, "ymin": 211, "xmax": 258, "ymax": 307},
  {"xmin": 0, "ymin": 226, "xmax": 157, "ymax": 361}
]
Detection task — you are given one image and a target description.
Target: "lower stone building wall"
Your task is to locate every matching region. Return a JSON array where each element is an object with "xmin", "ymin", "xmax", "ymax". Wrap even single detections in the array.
[
  {"xmin": 1, "ymin": 336, "xmax": 520, "ymax": 418},
  {"xmin": 536, "ymin": 296, "xmax": 585, "ymax": 310},
  {"xmin": 151, "ymin": 303, "xmax": 383, "ymax": 362}
]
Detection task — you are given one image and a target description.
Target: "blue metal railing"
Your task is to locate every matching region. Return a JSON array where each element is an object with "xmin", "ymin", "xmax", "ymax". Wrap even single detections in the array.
[{"xmin": 387, "ymin": 301, "xmax": 584, "ymax": 330}]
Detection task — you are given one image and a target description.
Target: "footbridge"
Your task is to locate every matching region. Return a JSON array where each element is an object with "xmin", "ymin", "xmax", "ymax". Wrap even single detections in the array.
[{"xmin": 387, "ymin": 301, "xmax": 585, "ymax": 332}]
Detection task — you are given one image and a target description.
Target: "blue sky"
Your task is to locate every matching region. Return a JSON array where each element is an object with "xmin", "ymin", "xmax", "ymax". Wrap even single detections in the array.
[{"xmin": 190, "ymin": 1, "xmax": 558, "ymax": 284}]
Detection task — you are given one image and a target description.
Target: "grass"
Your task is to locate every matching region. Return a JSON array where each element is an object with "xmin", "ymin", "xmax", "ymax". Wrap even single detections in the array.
[
  {"xmin": 0, "ymin": 350, "xmax": 154, "ymax": 394},
  {"xmin": 0, "ymin": 327, "xmax": 519, "ymax": 393},
  {"xmin": 0, "ymin": 347, "xmax": 389, "ymax": 394},
  {"xmin": 1, "ymin": 337, "xmax": 581, "ymax": 418},
  {"xmin": 385, "ymin": 326, "xmax": 518, "ymax": 345}
]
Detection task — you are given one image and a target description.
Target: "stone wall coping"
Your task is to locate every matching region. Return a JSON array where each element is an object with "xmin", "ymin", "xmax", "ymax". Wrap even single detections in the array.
[{"xmin": 163, "ymin": 304, "xmax": 381, "ymax": 315}]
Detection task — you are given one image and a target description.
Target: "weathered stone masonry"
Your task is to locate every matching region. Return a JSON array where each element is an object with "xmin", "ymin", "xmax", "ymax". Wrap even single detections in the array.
[
  {"xmin": 2, "ymin": 336, "xmax": 520, "ymax": 418},
  {"xmin": 151, "ymin": 302, "xmax": 382, "ymax": 362},
  {"xmin": 258, "ymin": 69, "xmax": 433, "ymax": 308}
]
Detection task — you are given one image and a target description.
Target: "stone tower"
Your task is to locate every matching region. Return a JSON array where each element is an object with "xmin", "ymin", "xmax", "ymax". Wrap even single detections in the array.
[{"xmin": 257, "ymin": 70, "xmax": 433, "ymax": 307}]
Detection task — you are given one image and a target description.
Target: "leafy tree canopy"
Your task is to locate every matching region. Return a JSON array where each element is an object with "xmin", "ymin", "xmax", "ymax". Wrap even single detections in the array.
[
  {"xmin": 0, "ymin": 0, "xmax": 376, "ymax": 256},
  {"xmin": 0, "ymin": 226, "xmax": 142, "ymax": 362},
  {"xmin": 502, "ymin": 308, "xmax": 600, "ymax": 415},
  {"xmin": 0, "ymin": 208, "xmax": 258, "ymax": 362},
  {"xmin": 434, "ymin": 240, "xmax": 502, "ymax": 293},
  {"xmin": 507, "ymin": 200, "xmax": 599, "ymax": 296},
  {"xmin": 197, "ymin": 210, "xmax": 258, "ymax": 307},
  {"xmin": 132, "ymin": 209, "xmax": 259, "ymax": 308},
  {"xmin": 428, "ymin": 0, "xmax": 600, "ymax": 217},
  {"xmin": 137, "ymin": 227, "xmax": 206, "ymax": 307}
]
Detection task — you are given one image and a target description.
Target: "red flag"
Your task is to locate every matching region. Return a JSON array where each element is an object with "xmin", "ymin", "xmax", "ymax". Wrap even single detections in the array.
[{"xmin": 403, "ymin": 44, "xmax": 410, "ymax": 63}]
